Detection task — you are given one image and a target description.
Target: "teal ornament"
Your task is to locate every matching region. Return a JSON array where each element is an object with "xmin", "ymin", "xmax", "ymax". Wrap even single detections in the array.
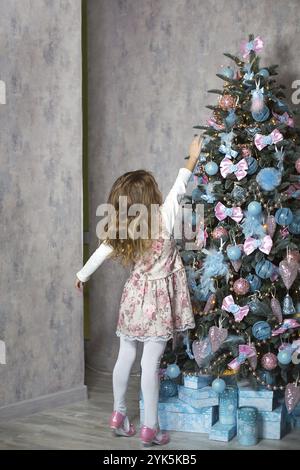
[
  {"xmin": 205, "ymin": 161, "xmax": 219, "ymax": 176},
  {"xmin": 275, "ymin": 208, "xmax": 294, "ymax": 226},
  {"xmin": 252, "ymin": 321, "xmax": 271, "ymax": 340},
  {"xmin": 159, "ymin": 379, "xmax": 178, "ymax": 399},
  {"xmin": 288, "ymin": 214, "xmax": 300, "ymax": 234},
  {"xmin": 225, "ymin": 109, "xmax": 237, "ymax": 128},
  {"xmin": 258, "ymin": 68, "xmax": 270, "ymax": 79},
  {"xmin": 166, "ymin": 363, "xmax": 181, "ymax": 379},
  {"xmin": 282, "ymin": 293, "xmax": 296, "ymax": 316},
  {"xmin": 255, "ymin": 259, "xmax": 274, "ymax": 279},
  {"xmin": 248, "ymin": 201, "xmax": 262, "ymax": 216},
  {"xmin": 220, "ymin": 66, "xmax": 235, "ymax": 79},
  {"xmin": 256, "ymin": 168, "xmax": 282, "ymax": 192},
  {"xmin": 246, "ymin": 157, "xmax": 258, "ymax": 175},
  {"xmin": 227, "ymin": 245, "xmax": 242, "ymax": 261},
  {"xmin": 212, "ymin": 378, "xmax": 226, "ymax": 394},
  {"xmin": 277, "ymin": 350, "xmax": 292, "ymax": 365},
  {"xmin": 246, "ymin": 274, "xmax": 261, "ymax": 292},
  {"xmin": 192, "ymin": 187, "xmax": 203, "ymax": 202}
]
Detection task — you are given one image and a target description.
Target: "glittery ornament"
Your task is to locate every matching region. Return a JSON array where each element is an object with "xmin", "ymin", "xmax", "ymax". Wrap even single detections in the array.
[
  {"xmin": 209, "ymin": 326, "xmax": 228, "ymax": 353},
  {"xmin": 279, "ymin": 259, "xmax": 298, "ymax": 290},
  {"xmin": 219, "ymin": 94, "xmax": 236, "ymax": 110},
  {"xmin": 266, "ymin": 215, "xmax": 277, "ymax": 237},
  {"xmin": 282, "ymin": 293, "xmax": 296, "ymax": 316},
  {"xmin": 203, "ymin": 294, "xmax": 216, "ymax": 314},
  {"xmin": 212, "ymin": 226, "xmax": 229, "ymax": 241},
  {"xmin": 285, "ymin": 383, "xmax": 300, "ymax": 414},
  {"xmin": 295, "ymin": 158, "xmax": 300, "ymax": 174},
  {"xmin": 231, "ymin": 260, "xmax": 242, "ymax": 273},
  {"xmin": 261, "ymin": 352, "xmax": 278, "ymax": 370},
  {"xmin": 233, "ymin": 278, "xmax": 250, "ymax": 295},
  {"xmin": 271, "ymin": 297, "xmax": 283, "ymax": 323},
  {"xmin": 192, "ymin": 338, "xmax": 212, "ymax": 368},
  {"xmin": 231, "ymin": 185, "xmax": 247, "ymax": 202}
]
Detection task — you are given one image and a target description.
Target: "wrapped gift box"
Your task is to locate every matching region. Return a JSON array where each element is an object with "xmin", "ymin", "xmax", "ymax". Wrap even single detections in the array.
[
  {"xmin": 140, "ymin": 398, "xmax": 218, "ymax": 433},
  {"xmin": 219, "ymin": 386, "xmax": 238, "ymax": 425},
  {"xmin": 183, "ymin": 374, "xmax": 212, "ymax": 390},
  {"xmin": 257, "ymin": 405, "xmax": 288, "ymax": 440},
  {"xmin": 238, "ymin": 385, "xmax": 275, "ymax": 411},
  {"xmin": 178, "ymin": 385, "xmax": 219, "ymax": 409},
  {"xmin": 209, "ymin": 421, "xmax": 237, "ymax": 442}
]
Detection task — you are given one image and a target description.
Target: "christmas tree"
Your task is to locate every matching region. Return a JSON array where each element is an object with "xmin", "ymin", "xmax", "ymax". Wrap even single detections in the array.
[{"xmin": 161, "ymin": 35, "xmax": 300, "ymax": 411}]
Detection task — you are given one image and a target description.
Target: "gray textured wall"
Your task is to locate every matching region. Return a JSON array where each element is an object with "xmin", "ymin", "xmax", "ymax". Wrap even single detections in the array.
[
  {"xmin": 87, "ymin": 0, "xmax": 300, "ymax": 372},
  {"xmin": 0, "ymin": 0, "xmax": 84, "ymax": 408}
]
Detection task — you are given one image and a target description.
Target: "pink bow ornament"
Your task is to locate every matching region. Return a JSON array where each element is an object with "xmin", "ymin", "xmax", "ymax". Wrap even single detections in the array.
[
  {"xmin": 243, "ymin": 235, "xmax": 273, "ymax": 256},
  {"xmin": 220, "ymin": 157, "xmax": 248, "ymax": 181},
  {"xmin": 228, "ymin": 344, "xmax": 257, "ymax": 370},
  {"xmin": 272, "ymin": 319, "xmax": 300, "ymax": 336},
  {"xmin": 207, "ymin": 117, "xmax": 225, "ymax": 131},
  {"xmin": 254, "ymin": 129, "xmax": 283, "ymax": 150},
  {"xmin": 241, "ymin": 36, "xmax": 264, "ymax": 59},
  {"xmin": 273, "ymin": 111, "xmax": 294, "ymax": 128},
  {"xmin": 215, "ymin": 201, "xmax": 243, "ymax": 223},
  {"xmin": 222, "ymin": 295, "xmax": 250, "ymax": 322}
]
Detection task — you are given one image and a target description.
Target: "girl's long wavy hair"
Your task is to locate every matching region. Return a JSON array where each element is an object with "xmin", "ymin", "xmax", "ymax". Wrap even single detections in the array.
[{"xmin": 101, "ymin": 170, "xmax": 163, "ymax": 265}]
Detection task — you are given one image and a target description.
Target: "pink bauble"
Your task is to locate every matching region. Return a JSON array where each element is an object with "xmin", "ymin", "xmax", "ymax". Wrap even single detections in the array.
[
  {"xmin": 261, "ymin": 352, "xmax": 278, "ymax": 371},
  {"xmin": 219, "ymin": 94, "xmax": 235, "ymax": 110},
  {"xmin": 233, "ymin": 278, "xmax": 250, "ymax": 295},
  {"xmin": 212, "ymin": 226, "xmax": 229, "ymax": 241},
  {"xmin": 295, "ymin": 158, "xmax": 300, "ymax": 174}
]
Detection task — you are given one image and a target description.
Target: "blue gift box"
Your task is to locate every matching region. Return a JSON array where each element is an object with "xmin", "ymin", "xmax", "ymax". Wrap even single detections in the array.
[
  {"xmin": 209, "ymin": 421, "xmax": 237, "ymax": 442},
  {"xmin": 238, "ymin": 384, "xmax": 275, "ymax": 411},
  {"xmin": 257, "ymin": 405, "xmax": 288, "ymax": 440},
  {"xmin": 178, "ymin": 385, "xmax": 219, "ymax": 409},
  {"xmin": 139, "ymin": 398, "xmax": 218, "ymax": 433},
  {"xmin": 219, "ymin": 386, "xmax": 238, "ymax": 425},
  {"xmin": 183, "ymin": 374, "xmax": 212, "ymax": 390}
]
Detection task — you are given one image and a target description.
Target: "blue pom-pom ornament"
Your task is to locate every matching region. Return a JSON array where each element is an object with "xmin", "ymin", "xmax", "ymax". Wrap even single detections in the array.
[
  {"xmin": 227, "ymin": 245, "xmax": 242, "ymax": 261},
  {"xmin": 256, "ymin": 168, "xmax": 282, "ymax": 192}
]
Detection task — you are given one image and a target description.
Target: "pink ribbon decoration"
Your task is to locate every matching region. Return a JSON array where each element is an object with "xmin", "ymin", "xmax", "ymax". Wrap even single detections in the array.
[
  {"xmin": 241, "ymin": 36, "xmax": 264, "ymax": 59},
  {"xmin": 228, "ymin": 344, "xmax": 257, "ymax": 370},
  {"xmin": 273, "ymin": 111, "xmax": 294, "ymax": 128},
  {"xmin": 222, "ymin": 295, "xmax": 250, "ymax": 322},
  {"xmin": 215, "ymin": 201, "xmax": 243, "ymax": 223},
  {"xmin": 280, "ymin": 227, "xmax": 289, "ymax": 239},
  {"xmin": 254, "ymin": 129, "xmax": 283, "ymax": 150},
  {"xmin": 220, "ymin": 157, "xmax": 248, "ymax": 180},
  {"xmin": 243, "ymin": 235, "xmax": 273, "ymax": 256},
  {"xmin": 272, "ymin": 319, "xmax": 300, "ymax": 336},
  {"xmin": 207, "ymin": 117, "xmax": 225, "ymax": 130},
  {"xmin": 279, "ymin": 339, "xmax": 300, "ymax": 354}
]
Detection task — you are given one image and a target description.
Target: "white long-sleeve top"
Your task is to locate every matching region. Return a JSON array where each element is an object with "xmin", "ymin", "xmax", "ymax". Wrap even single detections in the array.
[{"xmin": 76, "ymin": 167, "xmax": 192, "ymax": 282}]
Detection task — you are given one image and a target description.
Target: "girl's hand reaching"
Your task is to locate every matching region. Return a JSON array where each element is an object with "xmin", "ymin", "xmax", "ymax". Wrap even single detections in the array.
[
  {"xmin": 75, "ymin": 278, "xmax": 84, "ymax": 291},
  {"xmin": 186, "ymin": 135, "xmax": 203, "ymax": 172}
]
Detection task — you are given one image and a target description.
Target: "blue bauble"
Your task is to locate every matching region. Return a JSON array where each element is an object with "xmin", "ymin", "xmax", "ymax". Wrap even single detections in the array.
[
  {"xmin": 166, "ymin": 363, "xmax": 181, "ymax": 379},
  {"xmin": 227, "ymin": 245, "xmax": 242, "ymax": 261},
  {"xmin": 212, "ymin": 378, "xmax": 226, "ymax": 394},
  {"xmin": 252, "ymin": 321, "xmax": 271, "ymax": 340},
  {"xmin": 246, "ymin": 274, "xmax": 262, "ymax": 292},
  {"xmin": 220, "ymin": 66, "xmax": 235, "ymax": 79},
  {"xmin": 277, "ymin": 350, "xmax": 292, "ymax": 365},
  {"xmin": 251, "ymin": 105, "xmax": 270, "ymax": 123},
  {"xmin": 258, "ymin": 68, "xmax": 270, "ymax": 79},
  {"xmin": 246, "ymin": 157, "xmax": 258, "ymax": 175},
  {"xmin": 159, "ymin": 379, "xmax": 178, "ymax": 399},
  {"xmin": 288, "ymin": 214, "xmax": 300, "ymax": 234},
  {"xmin": 256, "ymin": 168, "xmax": 282, "ymax": 192},
  {"xmin": 275, "ymin": 208, "xmax": 294, "ymax": 226},
  {"xmin": 255, "ymin": 259, "xmax": 274, "ymax": 279},
  {"xmin": 225, "ymin": 110, "xmax": 237, "ymax": 128},
  {"xmin": 205, "ymin": 161, "xmax": 219, "ymax": 176},
  {"xmin": 192, "ymin": 187, "xmax": 203, "ymax": 202},
  {"xmin": 248, "ymin": 201, "xmax": 262, "ymax": 216}
]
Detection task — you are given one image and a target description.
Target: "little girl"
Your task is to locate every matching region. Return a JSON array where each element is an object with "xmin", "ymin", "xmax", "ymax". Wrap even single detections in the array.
[{"xmin": 76, "ymin": 135, "xmax": 203, "ymax": 446}]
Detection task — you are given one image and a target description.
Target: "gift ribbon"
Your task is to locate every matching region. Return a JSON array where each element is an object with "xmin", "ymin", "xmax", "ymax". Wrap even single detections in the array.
[
  {"xmin": 272, "ymin": 319, "xmax": 300, "ymax": 336},
  {"xmin": 254, "ymin": 129, "xmax": 283, "ymax": 150},
  {"xmin": 220, "ymin": 157, "xmax": 248, "ymax": 180},
  {"xmin": 228, "ymin": 344, "xmax": 257, "ymax": 370},
  {"xmin": 219, "ymin": 144, "xmax": 238, "ymax": 159},
  {"xmin": 215, "ymin": 201, "xmax": 243, "ymax": 223},
  {"xmin": 222, "ymin": 295, "xmax": 250, "ymax": 322},
  {"xmin": 243, "ymin": 235, "xmax": 273, "ymax": 255},
  {"xmin": 273, "ymin": 111, "xmax": 294, "ymax": 127},
  {"xmin": 241, "ymin": 36, "xmax": 264, "ymax": 59}
]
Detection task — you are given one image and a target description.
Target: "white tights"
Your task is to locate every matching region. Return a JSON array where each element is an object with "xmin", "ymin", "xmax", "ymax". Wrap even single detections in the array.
[{"xmin": 113, "ymin": 337, "xmax": 167, "ymax": 429}]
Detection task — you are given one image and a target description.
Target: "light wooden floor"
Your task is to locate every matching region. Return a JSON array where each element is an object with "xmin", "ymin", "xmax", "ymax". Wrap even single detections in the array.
[{"xmin": 0, "ymin": 369, "xmax": 299, "ymax": 450}]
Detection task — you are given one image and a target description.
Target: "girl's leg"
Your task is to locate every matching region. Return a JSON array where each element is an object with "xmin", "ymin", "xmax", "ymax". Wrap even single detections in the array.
[
  {"xmin": 140, "ymin": 339, "xmax": 167, "ymax": 429},
  {"xmin": 112, "ymin": 336, "xmax": 137, "ymax": 415}
]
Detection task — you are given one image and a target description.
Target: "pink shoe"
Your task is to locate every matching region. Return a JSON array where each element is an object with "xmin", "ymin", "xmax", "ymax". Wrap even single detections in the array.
[
  {"xmin": 140, "ymin": 425, "xmax": 170, "ymax": 447},
  {"xmin": 109, "ymin": 411, "xmax": 136, "ymax": 437}
]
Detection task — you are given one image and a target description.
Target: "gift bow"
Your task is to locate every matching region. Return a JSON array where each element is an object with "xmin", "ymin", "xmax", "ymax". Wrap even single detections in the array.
[
  {"xmin": 273, "ymin": 111, "xmax": 294, "ymax": 128},
  {"xmin": 222, "ymin": 295, "xmax": 250, "ymax": 322},
  {"xmin": 228, "ymin": 344, "xmax": 257, "ymax": 370},
  {"xmin": 254, "ymin": 129, "xmax": 283, "ymax": 150},
  {"xmin": 241, "ymin": 36, "xmax": 264, "ymax": 59},
  {"xmin": 220, "ymin": 157, "xmax": 248, "ymax": 180},
  {"xmin": 215, "ymin": 202, "xmax": 243, "ymax": 223},
  {"xmin": 279, "ymin": 339, "xmax": 300, "ymax": 354},
  {"xmin": 243, "ymin": 235, "xmax": 273, "ymax": 256},
  {"xmin": 219, "ymin": 144, "xmax": 238, "ymax": 159},
  {"xmin": 207, "ymin": 117, "xmax": 224, "ymax": 130},
  {"xmin": 272, "ymin": 319, "xmax": 300, "ymax": 336}
]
